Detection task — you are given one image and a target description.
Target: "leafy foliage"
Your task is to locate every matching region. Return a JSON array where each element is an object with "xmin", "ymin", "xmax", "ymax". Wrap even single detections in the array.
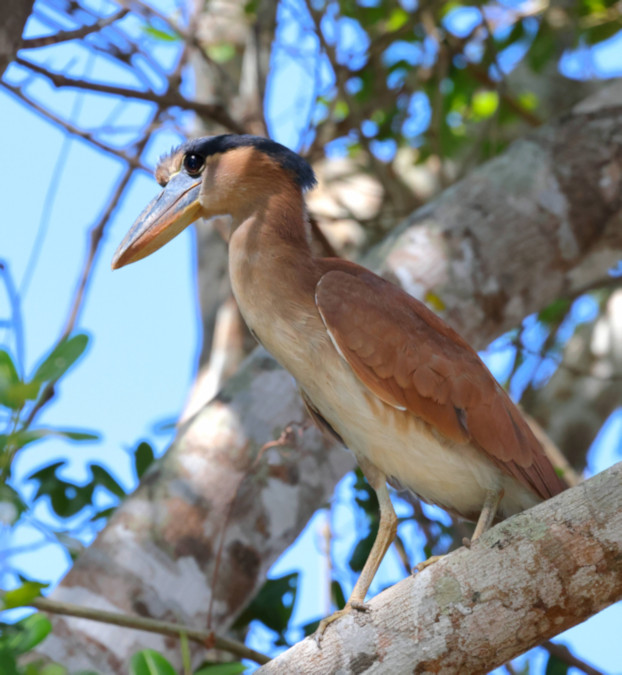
[
  {"xmin": 0, "ymin": 614, "xmax": 53, "ymax": 675},
  {"xmin": 233, "ymin": 573, "xmax": 299, "ymax": 646}
]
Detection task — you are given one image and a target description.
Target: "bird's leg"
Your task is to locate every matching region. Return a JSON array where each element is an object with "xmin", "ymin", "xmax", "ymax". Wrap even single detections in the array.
[
  {"xmin": 417, "ymin": 488, "xmax": 504, "ymax": 571},
  {"xmin": 463, "ymin": 488, "xmax": 503, "ymax": 548},
  {"xmin": 316, "ymin": 463, "xmax": 397, "ymax": 641}
]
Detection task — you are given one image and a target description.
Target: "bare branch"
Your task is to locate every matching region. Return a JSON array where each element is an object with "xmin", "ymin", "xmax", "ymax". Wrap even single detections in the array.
[
  {"xmin": 16, "ymin": 594, "xmax": 270, "ymax": 666},
  {"xmin": 14, "ymin": 56, "xmax": 246, "ymax": 133},
  {"xmin": 20, "ymin": 8, "xmax": 129, "ymax": 48},
  {"xmin": 0, "ymin": 81, "xmax": 150, "ymax": 172}
]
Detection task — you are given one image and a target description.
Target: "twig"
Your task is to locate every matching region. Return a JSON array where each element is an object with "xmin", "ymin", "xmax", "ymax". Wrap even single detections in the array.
[
  {"xmin": 20, "ymin": 52, "xmax": 94, "ymax": 299},
  {"xmin": 60, "ymin": 147, "xmax": 149, "ymax": 340},
  {"xmin": 20, "ymin": 9, "xmax": 129, "ymax": 48},
  {"xmin": 0, "ymin": 262, "xmax": 25, "ymax": 378},
  {"xmin": 22, "ymin": 595, "xmax": 270, "ymax": 666},
  {"xmin": 15, "ymin": 56, "xmax": 246, "ymax": 133},
  {"xmin": 0, "ymin": 81, "xmax": 150, "ymax": 172},
  {"xmin": 21, "ymin": 114, "xmax": 155, "ymax": 432},
  {"xmin": 129, "ymin": 0, "xmax": 237, "ymax": 94},
  {"xmin": 392, "ymin": 533, "xmax": 412, "ymax": 576}
]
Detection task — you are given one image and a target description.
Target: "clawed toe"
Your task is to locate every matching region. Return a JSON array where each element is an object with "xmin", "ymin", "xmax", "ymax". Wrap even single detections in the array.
[
  {"xmin": 414, "ymin": 553, "xmax": 445, "ymax": 573},
  {"xmin": 315, "ymin": 601, "xmax": 370, "ymax": 644}
]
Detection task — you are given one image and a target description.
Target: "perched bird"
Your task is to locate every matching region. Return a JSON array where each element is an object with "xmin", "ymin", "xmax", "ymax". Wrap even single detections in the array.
[{"xmin": 112, "ymin": 134, "xmax": 566, "ymax": 634}]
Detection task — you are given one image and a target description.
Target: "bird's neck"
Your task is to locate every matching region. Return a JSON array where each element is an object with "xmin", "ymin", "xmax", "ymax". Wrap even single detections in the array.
[{"xmin": 227, "ymin": 186, "xmax": 325, "ymax": 368}]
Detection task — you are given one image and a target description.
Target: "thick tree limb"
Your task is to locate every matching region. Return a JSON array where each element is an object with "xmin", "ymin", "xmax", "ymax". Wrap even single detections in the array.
[
  {"xmin": 370, "ymin": 81, "xmax": 622, "ymax": 348},
  {"xmin": 258, "ymin": 463, "xmax": 622, "ymax": 674},
  {"xmin": 35, "ymin": 83, "xmax": 622, "ymax": 672}
]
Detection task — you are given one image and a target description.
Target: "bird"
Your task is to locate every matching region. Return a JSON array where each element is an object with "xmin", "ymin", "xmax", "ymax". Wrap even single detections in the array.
[{"xmin": 112, "ymin": 134, "xmax": 567, "ymax": 635}]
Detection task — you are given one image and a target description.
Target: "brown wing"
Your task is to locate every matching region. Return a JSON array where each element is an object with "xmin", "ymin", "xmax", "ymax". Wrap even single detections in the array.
[{"xmin": 315, "ymin": 267, "xmax": 566, "ymax": 500}]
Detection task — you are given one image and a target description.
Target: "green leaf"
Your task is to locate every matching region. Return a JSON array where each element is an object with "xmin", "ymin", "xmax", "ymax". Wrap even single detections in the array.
[
  {"xmin": 13, "ymin": 428, "xmax": 99, "ymax": 453},
  {"xmin": 440, "ymin": 2, "xmax": 464, "ymax": 19},
  {"xmin": 331, "ymin": 580, "xmax": 346, "ymax": 610},
  {"xmin": 0, "ymin": 351, "xmax": 39, "ymax": 408},
  {"xmin": 333, "ymin": 100, "xmax": 349, "ymax": 121},
  {"xmin": 52, "ymin": 483, "xmax": 95, "ymax": 518},
  {"xmin": 0, "ymin": 350, "xmax": 19, "ymax": 387},
  {"xmin": 349, "ymin": 529, "xmax": 376, "ymax": 573},
  {"xmin": 39, "ymin": 665, "xmax": 69, "ymax": 675},
  {"xmin": 528, "ymin": 24, "xmax": 556, "ymax": 73},
  {"xmin": 130, "ymin": 649, "xmax": 177, "ymax": 675},
  {"xmin": 90, "ymin": 506, "xmax": 116, "ymax": 522},
  {"xmin": 32, "ymin": 334, "xmax": 89, "ymax": 384},
  {"xmin": 28, "ymin": 462, "xmax": 97, "ymax": 518},
  {"xmin": 206, "ymin": 43, "xmax": 236, "ymax": 63},
  {"xmin": 583, "ymin": 21, "xmax": 622, "ymax": 45},
  {"xmin": 194, "ymin": 663, "xmax": 246, "ymax": 675},
  {"xmin": 539, "ymin": 298, "xmax": 571, "ymax": 326},
  {"xmin": 0, "ymin": 381, "xmax": 40, "ymax": 409},
  {"xmin": 544, "ymin": 651, "xmax": 569, "ymax": 675},
  {"xmin": 386, "ymin": 8, "xmax": 408, "ymax": 31},
  {"xmin": 134, "ymin": 442, "xmax": 155, "ymax": 479},
  {"xmin": 7, "ymin": 614, "xmax": 52, "ymax": 654},
  {"xmin": 0, "ymin": 649, "xmax": 19, "ymax": 675},
  {"xmin": 471, "ymin": 91, "xmax": 499, "ymax": 120},
  {"xmin": 55, "ymin": 430, "xmax": 99, "ymax": 442},
  {"xmin": 0, "ymin": 483, "xmax": 26, "ymax": 525},
  {"xmin": 302, "ymin": 618, "xmax": 320, "ymax": 637},
  {"xmin": 1, "ymin": 582, "xmax": 48, "ymax": 609},
  {"xmin": 517, "ymin": 91, "xmax": 539, "ymax": 111},
  {"xmin": 90, "ymin": 464, "xmax": 126, "ymax": 499},
  {"xmin": 232, "ymin": 573, "xmax": 298, "ymax": 636},
  {"xmin": 143, "ymin": 25, "xmax": 179, "ymax": 42}
]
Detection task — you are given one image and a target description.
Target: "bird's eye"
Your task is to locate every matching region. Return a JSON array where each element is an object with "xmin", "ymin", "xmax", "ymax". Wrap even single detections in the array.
[{"xmin": 184, "ymin": 153, "xmax": 204, "ymax": 175}]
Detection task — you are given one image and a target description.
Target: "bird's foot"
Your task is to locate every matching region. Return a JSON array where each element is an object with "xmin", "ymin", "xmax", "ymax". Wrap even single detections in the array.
[
  {"xmin": 414, "ymin": 553, "xmax": 446, "ymax": 573},
  {"xmin": 315, "ymin": 601, "xmax": 370, "ymax": 644},
  {"xmin": 462, "ymin": 536, "xmax": 472, "ymax": 549}
]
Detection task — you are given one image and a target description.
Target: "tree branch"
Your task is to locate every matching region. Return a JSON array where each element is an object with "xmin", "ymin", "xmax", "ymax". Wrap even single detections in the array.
[
  {"xmin": 258, "ymin": 463, "xmax": 622, "ymax": 673},
  {"xmin": 20, "ymin": 9, "xmax": 129, "ymax": 48},
  {"xmin": 22, "ymin": 595, "xmax": 270, "ymax": 666},
  {"xmin": 14, "ymin": 56, "xmax": 246, "ymax": 133},
  {"xmin": 0, "ymin": 81, "xmax": 150, "ymax": 172}
]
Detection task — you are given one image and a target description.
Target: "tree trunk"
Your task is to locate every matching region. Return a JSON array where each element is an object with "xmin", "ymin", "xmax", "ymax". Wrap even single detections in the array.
[{"xmin": 0, "ymin": 0, "xmax": 34, "ymax": 76}]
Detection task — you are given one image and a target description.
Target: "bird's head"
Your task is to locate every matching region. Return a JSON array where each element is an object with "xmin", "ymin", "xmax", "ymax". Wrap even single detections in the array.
[{"xmin": 111, "ymin": 134, "xmax": 316, "ymax": 269}]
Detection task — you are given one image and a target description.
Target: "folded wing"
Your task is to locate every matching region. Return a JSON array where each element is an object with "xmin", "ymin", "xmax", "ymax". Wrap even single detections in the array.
[{"xmin": 315, "ymin": 267, "xmax": 566, "ymax": 500}]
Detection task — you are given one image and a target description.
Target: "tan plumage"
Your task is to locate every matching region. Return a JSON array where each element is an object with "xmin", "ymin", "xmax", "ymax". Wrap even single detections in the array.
[{"xmin": 112, "ymin": 134, "xmax": 567, "ymax": 635}]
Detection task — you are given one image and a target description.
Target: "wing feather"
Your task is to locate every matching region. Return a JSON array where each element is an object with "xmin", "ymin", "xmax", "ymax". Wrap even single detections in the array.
[{"xmin": 315, "ymin": 268, "xmax": 566, "ymax": 500}]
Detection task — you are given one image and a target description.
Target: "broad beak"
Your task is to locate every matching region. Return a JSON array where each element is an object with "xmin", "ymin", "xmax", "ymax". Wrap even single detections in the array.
[{"xmin": 112, "ymin": 172, "xmax": 202, "ymax": 269}]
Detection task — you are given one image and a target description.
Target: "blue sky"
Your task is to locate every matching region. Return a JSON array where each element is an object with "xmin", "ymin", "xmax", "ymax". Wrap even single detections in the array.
[{"xmin": 1, "ymin": 1, "xmax": 621, "ymax": 672}]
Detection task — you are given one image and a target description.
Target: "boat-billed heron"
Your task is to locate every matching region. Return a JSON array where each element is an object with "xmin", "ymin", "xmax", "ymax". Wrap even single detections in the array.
[{"xmin": 112, "ymin": 134, "xmax": 566, "ymax": 635}]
